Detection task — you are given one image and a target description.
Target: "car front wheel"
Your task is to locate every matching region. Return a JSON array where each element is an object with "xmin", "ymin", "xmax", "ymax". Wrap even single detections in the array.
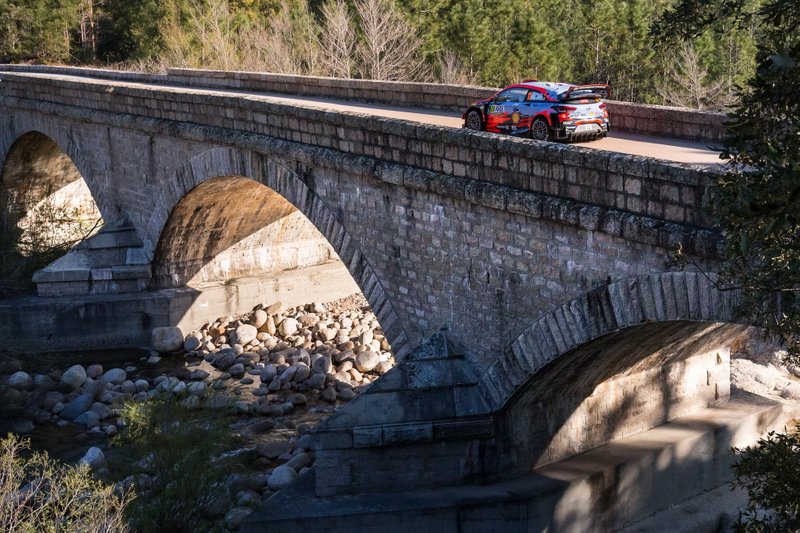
[
  {"xmin": 530, "ymin": 117, "xmax": 551, "ymax": 141},
  {"xmin": 465, "ymin": 110, "xmax": 483, "ymax": 131}
]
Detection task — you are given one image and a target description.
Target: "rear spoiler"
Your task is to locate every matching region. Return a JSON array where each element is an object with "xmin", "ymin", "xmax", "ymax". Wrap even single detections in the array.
[{"xmin": 562, "ymin": 84, "xmax": 611, "ymax": 100}]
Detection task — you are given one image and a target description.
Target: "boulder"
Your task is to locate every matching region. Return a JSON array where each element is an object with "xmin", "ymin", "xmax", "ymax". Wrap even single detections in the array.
[
  {"xmin": 152, "ymin": 326, "xmax": 184, "ymax": 353},
  {"xmin": 355, "ymin": 351, "xmax": 380, "ymax": 373},
  {"xmin": 267, "ymin": 465, "xmax": 297, "ymax": 490},
  {"xmin": 78, "ymin": 447, "xmax": 106, "ymax": 470},
  {"xmin": 60, "ymin": 393, "xmax": 95, "ymax": 420},
  {"xmin": 85, "ymin": 364, "xmax": 104, "ymax": 379},
  {"xmin": 74, "ymin": 410, "xmax": 101, "ymax": 428},
  {"xmin": 278, "ymin": 318, "xmax": 299, "ymax": 337},
  {"xmin": 257, "ymin": 440, "xmax": 293, "ymax": 459},
  {"xmin": 183, "ymin": 336, "xmax": 202, "ymax": 352},
  {"xmin": 100, "ymin": 368, "xmax": 127, "ymax": 385},
  {"xmin": 61, "ymin": 365, "xmax": 86, "ymax": 391},
  {"xmin": 231, "ymin": 324, "xmax": 258, "ymax": 346},
  {"xmin": 7, "ymin": 371, "xmax": 32, "ymax": 390},
  {"xmin": 251, "ymin": 309, "xmax": 268, "ymax": 328}
]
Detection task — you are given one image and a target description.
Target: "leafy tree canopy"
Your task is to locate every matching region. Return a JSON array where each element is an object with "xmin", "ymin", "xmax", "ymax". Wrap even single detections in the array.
[{"xmin": 655, "ymin": 0, "xmax": 800, "ymax": 357}]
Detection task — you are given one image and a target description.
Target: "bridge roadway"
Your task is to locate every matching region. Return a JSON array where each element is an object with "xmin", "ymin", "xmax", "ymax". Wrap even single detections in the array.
[{"xmin": 14, "ymin": 71, "xmax": 722, "ymax": 166}]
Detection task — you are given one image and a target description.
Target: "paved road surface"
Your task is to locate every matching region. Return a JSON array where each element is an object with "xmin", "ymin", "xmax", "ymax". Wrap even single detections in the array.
[{"xmin": 9, "ymin": 72, "xmax": 724, "ymax": 166}]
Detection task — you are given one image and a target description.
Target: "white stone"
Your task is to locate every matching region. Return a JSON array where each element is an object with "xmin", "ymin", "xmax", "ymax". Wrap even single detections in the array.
[
  {"xmin": 267, "ymin": 465, "xmax": 297, "ymax": 490},
  {"xmin": 355, "ymin": 351, "xmax": 380, "ymax": 373},
  {"xmin": 252, "ymin": 309, "xmax": 268, "ymax": 328},
  {"xmin": 79, "ymin": 447, "xmax": 106, "ymax": 469},
  {"xmin": 60, "ymin": 365, "xmax": 86, "ymax": 390},
  {"xmin": 152, "ymin": 326, "xmax": 184, "ymax": 353},
  {"xmin": 232, "ymin": 324, "xmax": 258, "ymax": 346},
  {"xmin": 278, "ymin": 318, "xmax": 299, "ymax": 337}
]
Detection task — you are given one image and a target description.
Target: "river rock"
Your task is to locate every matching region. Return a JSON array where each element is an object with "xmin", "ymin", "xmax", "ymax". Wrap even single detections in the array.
[
  {"xmin": 251, "ymin": 309, "xmax": 268, "ymax": 328},
  {"xmin": 189, "ymin": 369, "xmax": 210, "ymax": 380},
  {"xmin": 229, "ymin": 363, "xmax": 245, "ymax": 378},
  {"xmin": 100, "ymin": 368, "xmax": 127, "ymax": 385},
  {"xmin": 360, "ymin": 330, "xmax": 374, "ymax": 346},
  {"xmin": 60, "ymin": 365, "xmax": 87, "ymax": 391},
  {"xmin": 79, "ymin": 447, "xmax": 106, "ymax": 470},
  {"xmin": 265, "ymin": 302, "xmax": 283, "ymax": 315},
  {"xmin": 355, "ymin": 351, "xmax": 380, "ymax": 373},
  {"xmin": 267, "ymin": 465, "xmax": 297, "ymax": 490},
  {"xmin": 152, "ymin": 326, "xmax": 184, "ymax": 353},
  {"xmin": 312, "ymin": 356, "xmax": 332, "ymax": 374},
  {"xmin": 317, "ymin": 327, "xmax": 337, "ymax": 342},
  {"xmin": 307, "ymin": 373, "xmax": 326, "ymax": 389},
  {"xmin": 297, "ymin": 314, "xmax": 319, "ymax": 327},
  {"xmin": 86, "ymin": 364, "xmax": 104, "ymax": 379},
  {"xmin": 338, "ymin": 388, "xmax": 356, "ymax": 401},
  {"xmin": 231, "ymin": 324, "xmax": 258, "ymax": 346},
  {"xmin": 286, "ymin": 452, "xmax": 311, "ymax": 471},
  {"xmin": 260, "ymin": 315, "xmax": 277, "ymax": 335},
  {"xmin": 60, "ymin": 393, "xmax": 94, "ymax": 420},
  {"xmin": 120, "ymin": 380, "xmax": 137, "ymax": 394},
  {"xmin": 260, "ymin": 365, "xmax": 278, "ymax": 382},
  {"xmin": 287, "ymin": 393, "xmax": 307, "ymax": 406},
  {"xmin": 183, "ymin": 336, "xmax": 202, "ymax": 352},
  {"xmin": 7, "ymin": 371, "xmax": 32, "ymax": 390},
  {"xmin": 321, "ymin": 387, "xmax": 337, "ymax": 402},
  {"xmin": 293, "ymin": 365, "xmax": 311, "ymax": 382},
  {"xmin": 74, "ymin": 410, "xmax": 101, "ymax": 428},
  {"xmin": 90, "ymin": 402, "xmax": 112, "ymax": 419},
  {"xmin": 278, "ymin": 318, "xmax": 299, "ymax": 337},
  {"xmin": 187, "ymin": 381, "xmax": 207, "ymax": 396},
  {"xmin": 214, "ymin": 349, "xmax": 237, "ymax": 370},
  {"xmin": 257, "ymin": 440, "xmax": 293, "ymax": 459}
]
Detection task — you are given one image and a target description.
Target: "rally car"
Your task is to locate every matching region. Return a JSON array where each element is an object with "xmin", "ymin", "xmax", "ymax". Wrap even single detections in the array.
[{"xmin": 463, "ymin": 81, "xmax": 611, "ymax": 142}]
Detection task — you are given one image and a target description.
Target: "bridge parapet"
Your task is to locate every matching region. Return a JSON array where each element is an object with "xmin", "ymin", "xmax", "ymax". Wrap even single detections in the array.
[
  {"xmin": 0, "ymin": 65, "xmax": 725, "ymax": 143},
  {"xmin": 0, "ymin": 70, "xmax": 721, "ymax": 246}
]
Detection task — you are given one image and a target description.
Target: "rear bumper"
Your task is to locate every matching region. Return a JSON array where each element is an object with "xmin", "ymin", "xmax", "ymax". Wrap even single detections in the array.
[{"xmin": 554, "ymin": 119, "xmax": 610, "ymax": 141}]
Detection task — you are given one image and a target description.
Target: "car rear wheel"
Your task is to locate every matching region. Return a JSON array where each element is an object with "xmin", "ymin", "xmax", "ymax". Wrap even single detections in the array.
[
  {"xmin": 465, "ymin": 110, "xmax": 483, "ymax": 131},
  {"xmin": 530, "ymin": 117, "xmax": 551, "ymax": 141}
]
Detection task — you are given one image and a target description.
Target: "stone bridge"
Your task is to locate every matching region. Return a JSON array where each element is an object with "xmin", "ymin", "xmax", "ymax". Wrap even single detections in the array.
[{"xmin": 0, "ymin": 66, "xmax": 782, "ymax": 530}]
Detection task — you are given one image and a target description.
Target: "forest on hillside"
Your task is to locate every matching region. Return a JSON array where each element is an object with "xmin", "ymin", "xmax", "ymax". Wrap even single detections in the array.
[{"xmin": 0, "ymin": 0, "xmax": 761, "ymax": 109}]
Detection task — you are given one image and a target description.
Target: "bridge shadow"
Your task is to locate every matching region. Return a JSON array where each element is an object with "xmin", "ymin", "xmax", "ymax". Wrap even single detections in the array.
[
  {"xmin": 0, "ymin": 131, "xmax": 102, "ymax": 296},
  {"xmin": 500, "ymin": 321, "xmax": 740, "ymax": 473}
]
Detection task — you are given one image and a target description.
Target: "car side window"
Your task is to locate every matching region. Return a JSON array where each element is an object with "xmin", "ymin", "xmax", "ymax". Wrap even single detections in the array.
[
  {"xmin": 527, "ymin": 91, "xmax": 546, "ymax": 102},
  {"xmin": 495, "ymin": 88, "xmax": 529, "ymax": 103}
]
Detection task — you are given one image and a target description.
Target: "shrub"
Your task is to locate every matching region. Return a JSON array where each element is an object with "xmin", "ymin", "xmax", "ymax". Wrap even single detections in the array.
[
  {"xmin": 0, "ymin": 433, "xmax": 131, "ymax": 532},
  {"xmin": 113, "ymin": 397, "xmax": 242, "ymax": 533},
  {"xmin": 732, "ymin": 424, "xmax": 800, "ymax": 531}
]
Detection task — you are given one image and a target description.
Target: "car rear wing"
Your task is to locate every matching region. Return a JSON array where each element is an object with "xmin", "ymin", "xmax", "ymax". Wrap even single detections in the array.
[{"xmin": 562, "ymin": 84, "xmax": 611, "ymax": 101}]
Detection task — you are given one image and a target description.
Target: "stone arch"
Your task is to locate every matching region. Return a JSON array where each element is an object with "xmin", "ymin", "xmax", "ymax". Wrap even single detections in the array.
[
  {"xmin": 0, "ymin": 123, "xmax": 115, "ymax": 222},
  {"xmin": 0, "ymin": 130, "xmax": 104, "ymax": 291},
  {"xmin": 146, "ymin": 147, "xmax": 410, "ymax": 359},
  {"xmin": 480, "ymin": 271, "xmax": 741, "ymax": 411},
  {"xmin": 474, "ymin": 271, "xmax": 746, "ymax": 481}
]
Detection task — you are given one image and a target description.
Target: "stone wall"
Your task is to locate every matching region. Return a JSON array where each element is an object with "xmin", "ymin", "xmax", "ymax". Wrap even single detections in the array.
[
  {"xmin": 165, "ymin": 68, "xmax": 727, "ymax": 143},
  {"xmin": 0, "ymin": 65, "xmax": 727, "ymax": 143},
  {"xmin": 0, "ymin": 72, "xmax": 723, "ymax": 360},
  {"xmin": 0, "ymin": 72, "xmax": 722, "ymax": 237}
]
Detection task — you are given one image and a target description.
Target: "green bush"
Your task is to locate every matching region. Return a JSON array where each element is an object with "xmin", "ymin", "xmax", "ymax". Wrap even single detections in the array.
[
  {"xmin": 113, "ymin": 397, "xmax": 242, "ymax": 533},
  {"xmin": 0, "ymin": 433, "xmax": 131, "ymax": 532},
  {"xmin": 732, "ymin": 425, "xmax": 800, "ymax": 532}
]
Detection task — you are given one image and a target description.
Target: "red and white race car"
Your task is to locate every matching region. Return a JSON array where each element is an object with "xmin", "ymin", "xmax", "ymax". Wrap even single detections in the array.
[{"xmin": 463, "ymin": 81, "xmax": 611, "ymax": 142}]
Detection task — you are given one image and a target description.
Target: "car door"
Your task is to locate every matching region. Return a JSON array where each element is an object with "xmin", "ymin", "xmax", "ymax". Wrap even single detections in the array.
[
  {"xmin": 522, "ymin": 89, "xmax": 549, "ymax": 131},
  {"xmin": 485, "ymin": 87, "xmax": 529, "ymax": 134}
]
